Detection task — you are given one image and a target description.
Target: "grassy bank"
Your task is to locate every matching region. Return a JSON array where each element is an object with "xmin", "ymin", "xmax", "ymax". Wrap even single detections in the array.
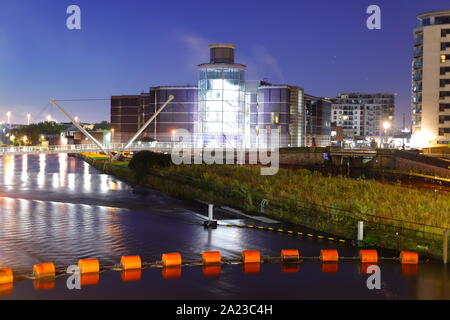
[{"xmin": 80, "ymin": 153, "xmax": 450, "ymax": 260}]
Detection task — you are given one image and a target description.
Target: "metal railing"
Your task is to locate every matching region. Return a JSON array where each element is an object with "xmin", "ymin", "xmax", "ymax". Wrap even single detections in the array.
[{"xmin": 0, "ymin": 142, "xmax": 176, "ymax": 156}]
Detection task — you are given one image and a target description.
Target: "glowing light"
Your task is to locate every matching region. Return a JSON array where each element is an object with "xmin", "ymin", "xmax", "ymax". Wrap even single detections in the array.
[{"xmin": 411, "ymin": 130, "xmax": 433, "ymax": 148}]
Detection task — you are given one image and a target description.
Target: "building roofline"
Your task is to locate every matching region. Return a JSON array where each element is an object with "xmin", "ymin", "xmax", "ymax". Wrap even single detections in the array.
[
  {"xmin": 150, "ymin": 86, "xmax": 198, "ymax": 90},
  {"xmin": 417, "ymin": 9, "xmax": 450, "ymax": 19},
  {"xmin": 197, "ymin": 63, "xmax": 247, "ymax": 70},
  {"xmin": 208, "ymin": 43, "xmax": 236, "ymax": 49}
]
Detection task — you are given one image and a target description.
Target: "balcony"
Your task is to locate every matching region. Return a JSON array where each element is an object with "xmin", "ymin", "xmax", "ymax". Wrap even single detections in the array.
[
  {"xmin": 413, "ymin": 85, "xmax": 422, "ymax": 92},
  {"xmin": 413, "ymin": 61, "xmax": 423, "ymax": 69},
  {"xmin": 413, "ymin": 73, "xmax": 422, "ymax": 80},
  {"xmin": 414, "ymin": 38, "xmax": 423, "ymax": 46},
  {"xmin": 414, "ymin": 49, "xmax": 423, "ymax": 57}
]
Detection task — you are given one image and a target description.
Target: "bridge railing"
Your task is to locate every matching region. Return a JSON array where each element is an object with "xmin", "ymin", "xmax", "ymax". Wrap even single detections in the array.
[{"xmin": 0, "ymin": 141, "xmax": 178, "ymax": 155}]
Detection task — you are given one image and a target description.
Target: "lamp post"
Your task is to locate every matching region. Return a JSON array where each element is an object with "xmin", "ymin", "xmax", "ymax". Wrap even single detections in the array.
[{"xmin": 6, "ymin": 111, "xmax": 11, "ymax": 128}]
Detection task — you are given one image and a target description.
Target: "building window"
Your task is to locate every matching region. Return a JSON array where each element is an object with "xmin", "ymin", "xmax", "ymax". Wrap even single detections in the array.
[
  {"xmin": 440, "ymin": 103, "xmax": 450, "ymax": 111},
  {"xmin": 440, "ymin": 91, "xmax": 450, "ymax": 99},
  {"xmin": 439, "ymin": 115, "xmax": 450, "ymax": 123},
  {"xmin": 271, "ymin": 112, "xmax": 280, "ymax": 124},
  {"xmin": 440, "ymin": 79, "xmax": 450, "ymax": 87},
  {"xmin": 441, "ymin": 67, "xmax": 450, "ymax": 75},
  {"xmin": 442, "ymin": 55, "xmax": 447, "ymax": 63},
  {"xmin": 443, "ymin": 29, "xmax": 450, "ymax": 37},
  {"xmin": 441, "ymin": 42, "xmax": 450, "ymax": 50}
]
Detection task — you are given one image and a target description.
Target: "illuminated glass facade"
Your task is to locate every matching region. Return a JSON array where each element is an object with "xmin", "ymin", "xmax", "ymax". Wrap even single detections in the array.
[
  {"xmin": 197, "ymin": 44, "xmax": 248, "ymax": 147},
  {"xmin": 111, "ymin": 43, "xmax": 326, "ymax": 147}
]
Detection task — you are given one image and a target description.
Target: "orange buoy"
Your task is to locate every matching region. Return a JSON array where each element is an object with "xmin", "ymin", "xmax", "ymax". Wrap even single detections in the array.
[
  {"xmin": 242, "ymin": 250, "xmax": 261, "ymax": 264},
  {"xmin": 281, "ymin": 249, "xmax": 300, "ymax": 262},
  {"xmin": 202, "ymin": 265, "xmax": 221, "ymax": 277},
  {"xmin": 162, "ymin": 267, "xmax": 182, "ymax": 279},
  {"xmin": 162, "ymin": 252, "xmax": 182, "ymax": 267},
  {"xmin": 202, "ymin": 251, "xmax": 221, "ymax": 265},
  {"xmin": 320, "ymin": 249, "xmax": 339, "ymax": 262},
  {"xmin": 0, "ymin": 268, "xmax": 13, "ymax": 285},
  {"xmin": 121, "ymin": 269, "xmax": 142, "ymax": 282},
  {"xmin": 33, "ymin": 262, "xmax": 56, "ymax": 278},
  {"xmin": 78, "ymin": 258, "xmax": 100, "ymax": 274},
  {"xmin": 359, "ymin": 250, "xmax": 378, "ymax": 263},
  {"xmin": 120, "ymin": 256, "xmax": 142, "ymax": 270},
  {"xmin": 400, "ymin": 251, "xmax": 419, "ymax": 264}
]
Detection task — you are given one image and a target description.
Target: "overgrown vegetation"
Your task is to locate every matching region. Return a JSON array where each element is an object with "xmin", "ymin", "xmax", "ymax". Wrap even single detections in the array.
[
  {"xmin": 152, "ymin": 164, "xmax": 450, "ymax": 228},
  {"xmin": 128, "ymin": 151, "xmax": 172, "ymax": 183}
]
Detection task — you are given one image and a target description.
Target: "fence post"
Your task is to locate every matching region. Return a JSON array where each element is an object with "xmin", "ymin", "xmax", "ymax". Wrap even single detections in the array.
[
  {"xmin": 203, "ymin": 203, "xmax": 217, "ymax": 229},
  {"xmin": 357, "ymin": 221, "xmax": 364, "ymax": 242},
  {"xmin": 208, "ymin": 203, "xmax": 214, "ymax": 221},
  {"xmin": 444, "ymin": 229, "xmax": 449, "ymax": 265}
]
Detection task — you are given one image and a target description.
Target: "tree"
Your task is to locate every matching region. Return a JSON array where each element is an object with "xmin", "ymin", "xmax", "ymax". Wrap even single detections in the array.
[{"xmin": 94, "ymin": 121, "xmax": 110, "ymax": 130}]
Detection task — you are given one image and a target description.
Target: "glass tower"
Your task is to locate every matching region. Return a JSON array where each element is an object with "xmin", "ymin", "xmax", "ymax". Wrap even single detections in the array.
[{"xmin": 197, "ymin": 44, "xmax": 248, "ymax": 147}]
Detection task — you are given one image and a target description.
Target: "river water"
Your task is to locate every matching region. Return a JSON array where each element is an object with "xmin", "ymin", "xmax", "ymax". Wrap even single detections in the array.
[{"xmin": 0, "ymin": 154, "xmax": 448, "ymax": 299}]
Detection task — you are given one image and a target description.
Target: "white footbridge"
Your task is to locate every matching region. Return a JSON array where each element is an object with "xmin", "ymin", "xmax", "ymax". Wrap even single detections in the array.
[
  {"xmin": 0, "ymin": 142, "xmax": 175, "ymax": 156},
  {"xmin": 0, "ymin": 96, "xmax": 175, "ymax": 159}
]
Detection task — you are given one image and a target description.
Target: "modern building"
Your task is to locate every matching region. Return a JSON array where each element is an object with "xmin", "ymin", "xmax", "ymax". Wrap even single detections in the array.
[
  {"xmin": 331, "ymin": 93, "xmax": 395, "ymax": 146},
  {"xmin": 197, "ymin": 44, "xmax": 247, "ymax": 147},
  {"xmin": 147, "ymin": 86, "xmax": 198, "ymax": 143},
  {"xmin": 411, "ymin": 10, "xmax": 450, "ymax": 147},
  {"xmin": 111, "ymin": 93, "xmax": 149, "ymax": 143},
  {"xmin": 111, "ymin": 43, "xmax": 329, "ymax": 148},
  {"xmin": 304, "ymin": 94, "xmax": 332, "ymax": 147}
]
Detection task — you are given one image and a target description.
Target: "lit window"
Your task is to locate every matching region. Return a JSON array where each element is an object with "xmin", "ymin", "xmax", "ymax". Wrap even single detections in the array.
[{"xmin": 442, "ymin": 55, "xmax": 447, "ymax": 63}]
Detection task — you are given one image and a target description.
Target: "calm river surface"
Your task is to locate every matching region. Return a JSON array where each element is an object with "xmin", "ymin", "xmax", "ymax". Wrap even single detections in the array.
[{"xmin": 0, "ymin": 154, "xmax": 448, "ymax": 299}]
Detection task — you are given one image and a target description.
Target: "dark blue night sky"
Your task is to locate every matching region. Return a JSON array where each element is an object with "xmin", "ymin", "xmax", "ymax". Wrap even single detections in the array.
[{"xmin": 1, "ymin": 0, "xmax": 449, "ymax": 127}]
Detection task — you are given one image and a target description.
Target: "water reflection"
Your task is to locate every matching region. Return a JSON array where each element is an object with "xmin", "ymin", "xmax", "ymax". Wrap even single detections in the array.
[{"xmin": 0, "ymin": 154, "xmax": 448, "ymax": 300}]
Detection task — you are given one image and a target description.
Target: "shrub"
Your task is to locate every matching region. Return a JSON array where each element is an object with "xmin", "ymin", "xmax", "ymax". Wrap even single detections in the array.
[{"xmin": 128, "ymin": 151, "xmax": 172, "ymax": 182}]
